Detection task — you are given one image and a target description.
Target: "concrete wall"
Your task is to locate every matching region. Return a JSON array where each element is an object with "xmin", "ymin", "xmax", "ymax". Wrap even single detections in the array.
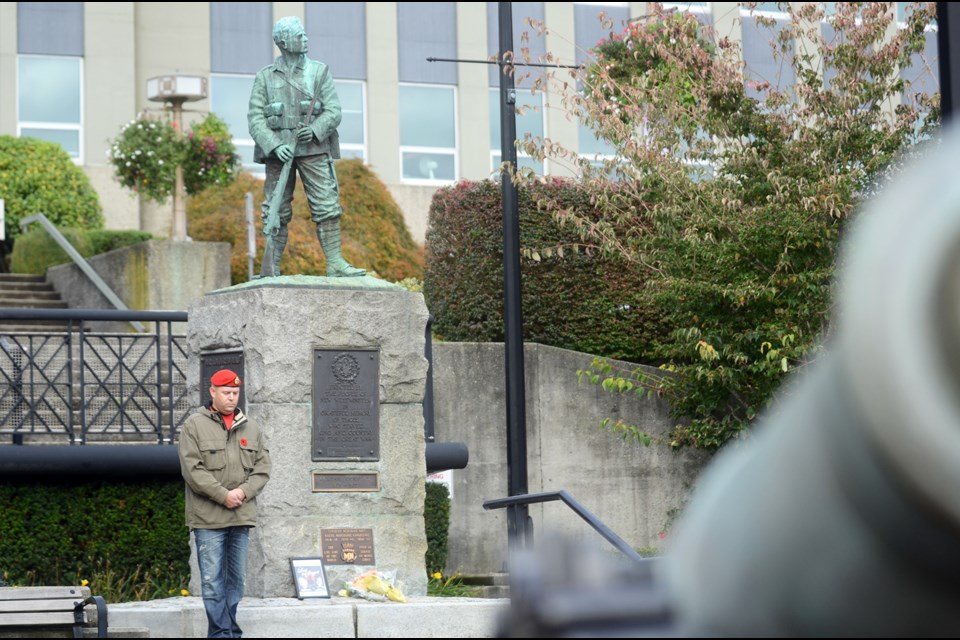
[
  {"xmin": 47, "ymin": 239, "xmax": 231, "ymax": 331},
  {"xmin": 432, "ymin": 342, "xmax": 710, "ymax": 574}
]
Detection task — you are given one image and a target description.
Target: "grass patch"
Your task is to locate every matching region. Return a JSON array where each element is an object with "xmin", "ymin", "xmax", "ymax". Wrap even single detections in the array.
[{"xmin": 427, "ymin": 572, "xmax": 483, "ymax": 598}]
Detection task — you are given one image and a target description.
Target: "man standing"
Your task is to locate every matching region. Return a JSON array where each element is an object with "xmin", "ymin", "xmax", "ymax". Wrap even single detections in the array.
[
  {"xmin": 248, "ymin": 15, "xmax": 366, "ymax": 278},
  {"xmin": 179, "ymin": 369, "xmax": 271, "ymax": 638}
]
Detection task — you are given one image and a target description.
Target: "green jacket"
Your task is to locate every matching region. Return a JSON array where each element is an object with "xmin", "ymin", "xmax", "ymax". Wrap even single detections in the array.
[
  {"xmin": 178, "ymin": 404, "xmax": 271, "ymax": 530},
  {"xmin": 248, "ymin": 53, "xmax": 341, "ymax": 163}
]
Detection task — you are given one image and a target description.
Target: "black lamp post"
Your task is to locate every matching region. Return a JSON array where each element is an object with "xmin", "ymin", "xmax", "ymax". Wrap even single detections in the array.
[{"xmin": 498, "ymin": 1, "xmax": 531, "ymax": 550}]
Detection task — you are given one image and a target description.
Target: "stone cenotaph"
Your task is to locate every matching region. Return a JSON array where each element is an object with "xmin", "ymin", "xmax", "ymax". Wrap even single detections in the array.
[{"xmin": 186, "ymin": 277, "xmax": 429, "ymax": 597}]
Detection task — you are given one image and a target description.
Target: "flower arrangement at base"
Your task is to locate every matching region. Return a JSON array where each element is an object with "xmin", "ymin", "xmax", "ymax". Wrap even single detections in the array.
[
  {"xmin": 108, "ymin": 112, "xmax": 240, "ymax": 204},
  {"xmin": 337, "ymin": 569, "xmax": 407, "ymax": 603}
]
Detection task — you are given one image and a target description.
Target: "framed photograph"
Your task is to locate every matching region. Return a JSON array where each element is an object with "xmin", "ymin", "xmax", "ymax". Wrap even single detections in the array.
[{"xmin": 290, "ymin": 557, "xmax": 330, "ymax": 599}]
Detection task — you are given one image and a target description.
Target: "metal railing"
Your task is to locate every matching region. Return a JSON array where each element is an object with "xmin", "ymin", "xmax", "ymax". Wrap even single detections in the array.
[
  {"xmin": 483, "ymin": 490, "xmax": 647, "ymax": 564},
  {"xmin": 0, "ymin": 309, "xmax": 189, "ymax": 444}
]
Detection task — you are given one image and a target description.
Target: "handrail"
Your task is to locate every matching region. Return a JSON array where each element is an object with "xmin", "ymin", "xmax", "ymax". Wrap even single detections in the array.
[
  {"xmin": 19, "ymin": 213, "xmax": 145, "ymax": 332},
  {"xmin": 483, "ymin": 490, "xmax": 646, "ymax": 564},
  {"xmin": 0, "ymin": 308, "xmax": 187, "ymax": 322}
]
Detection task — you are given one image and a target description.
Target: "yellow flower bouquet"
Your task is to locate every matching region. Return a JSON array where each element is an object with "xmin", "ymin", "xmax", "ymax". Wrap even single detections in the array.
[{"xmin": 338, "ymin": 569, "xmax": 407, "ymax": 603}]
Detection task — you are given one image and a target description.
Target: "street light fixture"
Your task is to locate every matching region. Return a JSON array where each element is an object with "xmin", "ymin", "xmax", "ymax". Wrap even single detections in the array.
[{"xmin": 146, "ymin": 74, "xmax": 208, "ymax": 241}]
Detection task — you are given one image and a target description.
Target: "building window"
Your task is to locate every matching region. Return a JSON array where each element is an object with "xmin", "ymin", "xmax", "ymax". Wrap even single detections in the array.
[
  {"xmin": 489, "ymin": 89, "xmax": 545, "ymax": 175},
  {"xmin": 744, "ymin": 3, "xmax": 789, "ymax": 18},
  {"xmin": 741, "ymin": 6, "xmax": 795, "ymax": 100},
  {"xmin": 212, "ymin": 77, "xmax": 366, "ymax": 169},
  {"xmin": 17, "ymin": 2, "xmax": 84, "ymax": 161},
  {"xmin": 399, "ymin": 84, "xmax": 457, "ymax": 183},
  {"xmin": 210, "ymin": 2, "xmax": 272, "ymax": 174},
  {"xmin": 487, "ymin": 3, "xmax": 546, "ymax": 88},
  {"xmin": 662, "ymin": 2, "xmax": 710, "ymax": 13},
  {"xmin": 336, "ymin": 80, "xmax": 367, "ymax": 161},
  {"xmin": 210, "ymin": 74, "xmax": 257, "ymax": 171},
  {"xmin": 397, "ymin": 3, "xmax": 458, "ymax": 85},
  {"xmin": 896, "ymin": 2, "xmax": 937, "ymax": 27},
  {"xmin": 17, "ymin": 55, "xmax": 83, "ymax": 161},
  {"xmin": 306, "ymin": 3, "xmax": 367, "ymax": 81},
  {"xmin": 574, "ymin": 3, "xmax": 629, "ymax": 161}
]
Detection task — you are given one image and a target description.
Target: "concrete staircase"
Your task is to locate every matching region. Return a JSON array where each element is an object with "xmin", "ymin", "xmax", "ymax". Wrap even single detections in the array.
[{"xmin": 0, "ymin": 274, "xmax": 70, "ymax": 333}]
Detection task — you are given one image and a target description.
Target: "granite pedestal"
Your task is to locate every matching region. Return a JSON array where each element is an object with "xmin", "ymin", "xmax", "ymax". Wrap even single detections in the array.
[{"xmin": 186, "ymin": 276, "xmax": 429, "ymax": 598}]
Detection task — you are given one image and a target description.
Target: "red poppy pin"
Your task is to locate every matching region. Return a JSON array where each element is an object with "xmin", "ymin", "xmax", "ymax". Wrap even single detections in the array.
[{"xmin": 239, "ymin": 438, "xmax": 248, "ymax": 447}]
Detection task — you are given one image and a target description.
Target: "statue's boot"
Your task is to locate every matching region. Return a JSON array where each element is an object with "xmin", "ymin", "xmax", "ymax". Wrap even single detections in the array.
[
  {"xmin": 260, "ymin": 227, "xmax": 288, "ymax": 277},
  {"xmin": 317, "ymin": 219, "xmax": 366, "ymax": 277}
]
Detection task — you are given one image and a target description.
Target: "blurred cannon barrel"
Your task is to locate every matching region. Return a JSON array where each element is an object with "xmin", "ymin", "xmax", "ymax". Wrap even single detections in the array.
[{"xmin": 662, "ymin": 128, "xmax": 960, "ymax": 635}]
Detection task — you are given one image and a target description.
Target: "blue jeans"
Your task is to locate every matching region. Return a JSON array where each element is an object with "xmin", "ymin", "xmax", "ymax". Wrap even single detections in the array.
[{"xmin": 194, "ymin": 527, "xmax": 250, "ymax": 638}]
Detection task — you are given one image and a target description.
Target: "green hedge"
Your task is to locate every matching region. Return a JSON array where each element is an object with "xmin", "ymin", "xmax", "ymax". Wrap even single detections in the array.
[
  {"xmin": 424, "ymin": 179, "xmax": 666, "ymax": 362},
  {"xmin": 0, "ymin": 479, "xmax": 189, "ymax": 602},
  {"xmin": 4, "ymin": 477, "xmax": 452, "ymax": 599},
  {"xmin": 86, "ymin": 230, "xmax": 154, "ymax": 255},
  {"xmin": 0, "ymin": 136, "xmax": 103, "ymax": 243},
  {"xmin": 424, "ymin": 482, "xmax": 450, "ymax": 574},
  {"xmin": 10, "ymin": 228, "xmax": 154, "ymax": 275}
]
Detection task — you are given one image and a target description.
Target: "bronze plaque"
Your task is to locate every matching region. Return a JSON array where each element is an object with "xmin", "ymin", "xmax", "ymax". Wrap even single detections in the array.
[
  {"xmin": 321, "ymin": 528, "xmax": 375, "ymax": 565},
  {"xmin": 200, "ymin": 350, "xmax": 245, "ymax": 410},
  {"xmin": 312, "ymin": 472, "xmax": 380, "ymax": 492},
  {"xmin": 312, "ymin": 349, "xmax": 379, "ymax": 461}
]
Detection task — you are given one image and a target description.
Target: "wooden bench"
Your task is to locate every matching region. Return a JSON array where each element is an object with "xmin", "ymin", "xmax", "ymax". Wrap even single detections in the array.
[{"xmin": 0, "ymin": 586, "xmax": 107, "ymax": 638}]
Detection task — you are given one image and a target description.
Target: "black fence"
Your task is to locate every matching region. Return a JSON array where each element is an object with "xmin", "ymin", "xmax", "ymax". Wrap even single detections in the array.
[{"xmin": 0, "ymin": 309, "xmax": 190, "ymax": 445}]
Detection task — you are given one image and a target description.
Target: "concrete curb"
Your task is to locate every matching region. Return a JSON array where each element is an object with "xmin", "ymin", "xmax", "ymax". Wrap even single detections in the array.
[{"xmin": 108, "ymin": 596, "xmax": 509, "ymax": 638}]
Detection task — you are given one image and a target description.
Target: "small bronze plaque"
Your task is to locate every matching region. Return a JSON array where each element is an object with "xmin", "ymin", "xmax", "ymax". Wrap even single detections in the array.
[
  {"xmin": 200, "ymin": 351, "xmax": 245, "ymax": 410},
  {"xmin": 312, "ymin": 349, "xmax": 379, "ymax": 461},
  {"xmin": 312, "ymin": 472, "xmax": 380, "ymax": 493},
  {"xmin": 321, "ymin": 528, "xmax": 375, "ymax": 565}
]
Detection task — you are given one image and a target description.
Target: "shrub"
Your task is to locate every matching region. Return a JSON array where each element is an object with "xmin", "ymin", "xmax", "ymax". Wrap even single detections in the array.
[
  {"xmin": 424, "ymin": 482, "xmax": 451, "ymax": 574},
  {"xmin": 0, "ymin": 136, "xmax": 103, "ymax": 244},
  {"xmin": 86, "ymin": 230, "xmax": 155, "ymax": 255},
  {"xmin": 10, "ymin": 227, "xmax": 92, "ymax": 274},
  {"xmin": 424, "ymin": 179, "xmax": 666, "ymax": 362},
  {"xmin": 0, "ymin": 479, "xmax": 189, "ymax": 603},
  {"xmin": 188, "ymin": 161, "xmax": 424, "ymax": 284},
  {"xmin": 10, "ymin": 228, "xmax": 154, "ymax": 275}
]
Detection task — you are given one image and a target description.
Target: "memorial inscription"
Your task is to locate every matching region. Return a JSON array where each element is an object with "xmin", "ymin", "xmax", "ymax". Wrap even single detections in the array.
[
  {"xmin": 312, "ymin": 349, "xmax": 379, "ymax": 461},
  {"xmin": 312, "ymin": 472, "xmax": 380, "ymax": 492},
  {"xmin": 321, "ymin": 528, "xmax": 376, "ymax": 565}
]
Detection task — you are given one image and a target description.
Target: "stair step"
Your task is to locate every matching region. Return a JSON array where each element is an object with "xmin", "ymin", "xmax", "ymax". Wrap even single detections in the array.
[
  {"xmin": 0, "ymin": 318, "xmax": 74, "ymax": 326},
  {"xmin": 0, "ymin": 326, "xmax": 73, "ymax": 334},
  {"xmin": 0, "ymin": 282, "xmax": 56, "ymax": 293},
  {"xmin": 0, "ymin": 300, "xmax": 68, "ymax": 309},
  {"xmin": 0, "ymin": 274, "xmax": 46, "ymax": 283},
  {"xmin": 459, "ymin": 573, "xmax": 510, "ymax": 587},
  {"xmin": 0, "ymin": 274, "xmax": 71, "ymax": 333},
  {"xmin": 478, "ymin": 585, "xmax": 510, "ymax": 598},
  {"xmin": 0, "ymin": 286, "xmax": 60, "ymax": 300}
]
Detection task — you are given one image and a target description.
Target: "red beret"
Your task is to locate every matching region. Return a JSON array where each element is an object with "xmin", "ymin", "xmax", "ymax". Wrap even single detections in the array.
[{"xmin": 210, "ymin": 369, "xmax": 241, "ymax": 387}]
